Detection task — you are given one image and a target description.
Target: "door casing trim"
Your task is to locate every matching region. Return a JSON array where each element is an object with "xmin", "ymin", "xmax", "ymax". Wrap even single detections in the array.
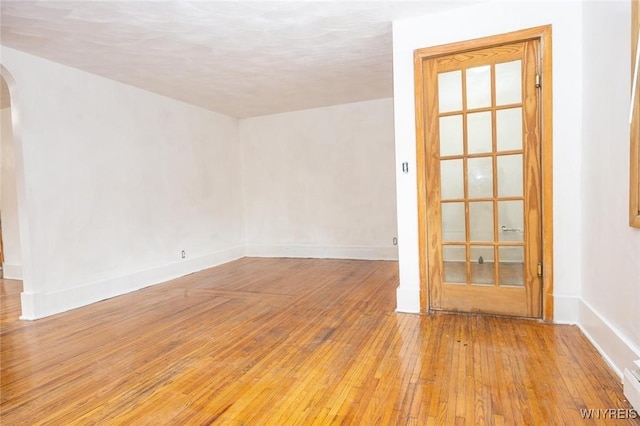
[{"xmin": 413, "ymin": 25, "xmax": 554, "ymax": 320}]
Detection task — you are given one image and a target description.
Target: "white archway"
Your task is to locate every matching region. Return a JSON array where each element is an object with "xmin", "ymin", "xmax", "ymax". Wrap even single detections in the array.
[{"xmin": 1, "ymin": 64, "xmax": 35, "ymax": 319}]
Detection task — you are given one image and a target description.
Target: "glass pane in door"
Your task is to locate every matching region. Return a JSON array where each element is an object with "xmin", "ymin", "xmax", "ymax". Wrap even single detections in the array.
[
  {"xmin": 443, "ymin": 245, "xmax": 467, "ymax": 283},
  {"xmin": 467, "ymin": 111, "xmax": 493, "ymax": 154},
  {"xmin": 442, "ymin": 202, "xmax": 466, "ymax": 242},
  {"xmin": 440, "ymin": 159, "xmax": 464, "ymax": 199},
  {"xmin": 469, "ymin": 201, "xmax": 494, "ymax": 241},
  {"xmin": 468, "ymin": 157, "xmax": 493, "ymax": 198},
  {"xmin": 440, "ymin": 115, "xmax": 464, "ymax": 156},
  {"xmin": 466, "ymin": 65, "xmax": 491, "ymax": 109},
  {"xmin": 498, "ymin": 201, "xmax": 524, "ymax": 242},
  {"xmin": 497, "ymin": 154, "xmax": 523, "ymax": 197},
  {"xmin": 438, "ymin": 71, "xmax": 463, "ymax": 112},
  {"xmin": 496, "ymin": 108, "xmax": 523, "ymax": 151},
  {"xmin": 495, "ymin": 60, "xmax": 522, "ymax": 105},
  {"xmin": 499, "ymin": 246, "xmax": 524, "ymax": 286},
  {"xmin": 470, "ymin": 245, "xmax": 494, "ymax": 285}
]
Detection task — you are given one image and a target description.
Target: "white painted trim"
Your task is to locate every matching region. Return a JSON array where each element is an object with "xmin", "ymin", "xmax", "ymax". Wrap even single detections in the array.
[
  {"xmin": 395, "ymin": 285, "xmax": 420, "ymax": 313},
  {"xmin": 552, "ymin": 294, "xmax": 580, "ymax": 324},
  {"xmin": 577, "ymin": 299, "xmax": 640, "ymax": 380},
  {"xmin": 624, "ymin": 368, "xmax": 640, "ymax": 411},
  {"xmin": 2, "ymin": 263, "xmax": 22, "ymax": 280},
  {"xmin": 244, "ymin": 244, "xmax": 398, "ymax": 261},
  {"xmin": 19, "ymin": 246, "xmax": 244, "ymax": 320}
]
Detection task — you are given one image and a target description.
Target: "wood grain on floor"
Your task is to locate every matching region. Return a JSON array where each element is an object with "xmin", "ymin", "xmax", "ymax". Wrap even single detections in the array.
[{"xmin": 1, "ymin": 258, "xmax": 637, "ymax": 424}]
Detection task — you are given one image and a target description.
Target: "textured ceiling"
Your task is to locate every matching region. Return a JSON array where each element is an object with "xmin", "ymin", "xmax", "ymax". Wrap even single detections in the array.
[{"xmin": 0, "ymin": 1, "xmax": 478, "ymax": 118}]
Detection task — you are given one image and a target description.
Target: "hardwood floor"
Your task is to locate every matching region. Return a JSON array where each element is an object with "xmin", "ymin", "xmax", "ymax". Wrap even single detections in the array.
[{"xmin": 1, "ymin": 258, "xmax": 637, "ymax": 424}]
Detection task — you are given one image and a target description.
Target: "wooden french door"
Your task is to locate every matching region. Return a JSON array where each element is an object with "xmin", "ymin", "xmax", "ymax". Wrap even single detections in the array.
[{"xmin": 417, "ymin": 34, "xmax": 547, "ymax": 318}]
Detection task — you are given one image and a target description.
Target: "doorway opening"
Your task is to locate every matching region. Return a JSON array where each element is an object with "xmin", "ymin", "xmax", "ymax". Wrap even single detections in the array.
[
  {"xmin": 0, "ymin": 64, "xmax": 31, "ymax": 322},
  {"xmin": 0, "ymin": 75, "xmax": 23, "ymax": 282}
]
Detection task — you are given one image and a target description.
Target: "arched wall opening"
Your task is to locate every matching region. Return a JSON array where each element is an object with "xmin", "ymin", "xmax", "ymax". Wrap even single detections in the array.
[
  {"xmin": 1, "ymin": 64, "xmax": 35, "ymax": 319},
  {"xmin": 1, "ymin": 75, "xmax": 22, "ymax": 280}
]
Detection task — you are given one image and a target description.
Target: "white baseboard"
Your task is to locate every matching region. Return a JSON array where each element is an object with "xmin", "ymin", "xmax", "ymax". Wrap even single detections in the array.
[
  {"xmin": 395, "ymin": 285, "xmax": 420, "ymax": 313},
  {"xmin": 2, "ymin": 263, "xmax": 22, "ymax": 280},
  {"xmin": 624, "ymin": 368, "xmax": 640, "ymax": 411},
  {"xmin": 244, "ymin": 244, "xmax": 398, "ymax": 261},
  {"xmin": 577, "ymin": 299, "xmax": 640, "ymax": 379},
  {"xmin": 19, "ymin": 246, "xmax": 244, "ymax": 320},
  {"xmin": 552, "ymin": 294, "xmax": 580, "ymax": 324}
]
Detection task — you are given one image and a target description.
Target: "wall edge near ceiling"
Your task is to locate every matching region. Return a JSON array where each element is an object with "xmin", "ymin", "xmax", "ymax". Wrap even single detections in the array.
[
  {"xmin": 18, "ymin": 245, "xmax": 245, "ymax": 320},
  {"xmin": 244, "ymin": 244, "xmax": 398, "ymax": 261},
  {"xmin": 576, "ymin": 298, "xmax": 640, "ymax": 380}
]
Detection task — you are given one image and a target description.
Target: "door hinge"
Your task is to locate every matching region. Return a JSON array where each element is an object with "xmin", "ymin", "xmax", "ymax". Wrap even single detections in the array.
[
  {"xmin": 535, "ymin": 74, "xmax": 542, "ymax": 88},
  {"xmin": 537, "ymin": 263, "xmax": 543, "ymax": 277}
]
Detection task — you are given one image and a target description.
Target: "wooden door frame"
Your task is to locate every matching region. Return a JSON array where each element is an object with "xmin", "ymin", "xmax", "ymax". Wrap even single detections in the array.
[{"xmin": 414, "ymin": 25, "xmax": 554, "ymax": 321}]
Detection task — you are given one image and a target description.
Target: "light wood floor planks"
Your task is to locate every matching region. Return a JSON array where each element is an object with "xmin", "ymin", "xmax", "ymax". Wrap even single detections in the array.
[{"xmin": 1, "ymin": 258, "xmax": 638, "ymax": 424}]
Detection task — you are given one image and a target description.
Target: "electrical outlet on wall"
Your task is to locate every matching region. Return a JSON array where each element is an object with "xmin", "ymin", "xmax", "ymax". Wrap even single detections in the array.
[
  {"xmin": 181, "ymin": 250, "xmax": 186, "ymax": 259},
  {"xmin": 393, "ymin": 237, "xmax": 398, "ymax": 246}
]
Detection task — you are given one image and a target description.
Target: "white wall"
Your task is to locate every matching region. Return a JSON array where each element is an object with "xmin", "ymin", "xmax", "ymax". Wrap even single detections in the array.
[
  {"xmin": 580, "ymin": 1, "xmax": 640, "ymax": 377},
  {"xmin": 1, "ymin": 106, "xmax": 22, "ymax": 278},
  {"xmin": 0, "ymin": 47, "xmax": 398, "ymax": 319},
  {"xmin": 392, "ymin": 1, "xmax": 584, "ymax": 317},
  {"xmin": 240, "ymin": 98, "xmax": 398, "ymax": 260},
  {"xmin": 0, "ymin": 47, "xmax": 244, "ymax": 319}
]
